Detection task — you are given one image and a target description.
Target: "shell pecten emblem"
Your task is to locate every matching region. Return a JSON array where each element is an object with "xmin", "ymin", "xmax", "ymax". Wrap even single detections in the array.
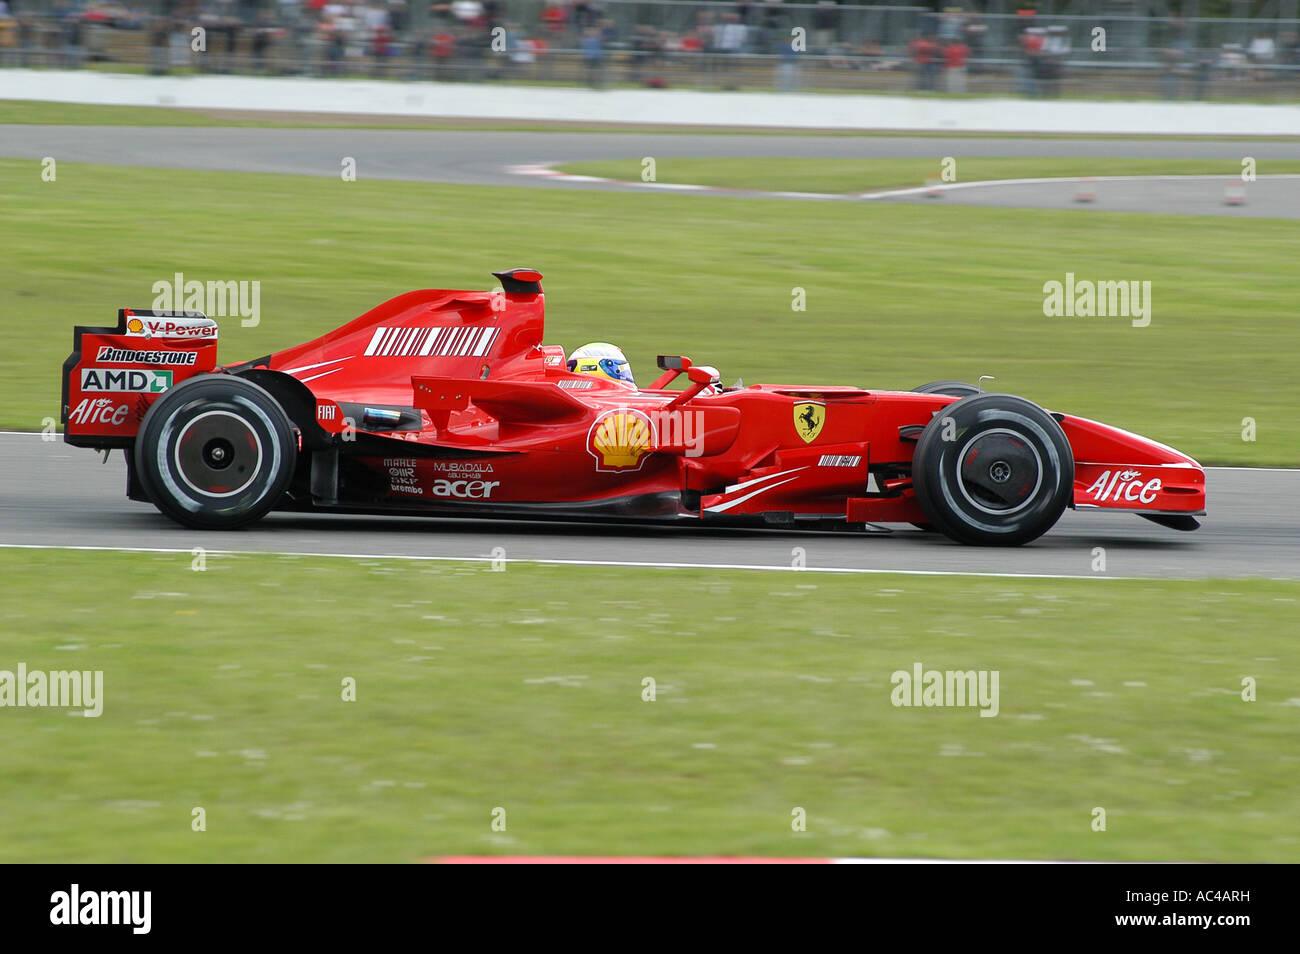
[
  {"xmin": 588, "ymin": 407, "xmax": 655, "ymax": 472},
  {"xmin": 793, "ymin": 401, "xmax": 826, "ymax": 444}
]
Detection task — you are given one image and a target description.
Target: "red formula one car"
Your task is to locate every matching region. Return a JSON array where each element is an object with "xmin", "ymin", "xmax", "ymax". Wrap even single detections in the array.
[{"xmin": 60, "ymin": 268, "xmax": 1206, "ymax": 545}]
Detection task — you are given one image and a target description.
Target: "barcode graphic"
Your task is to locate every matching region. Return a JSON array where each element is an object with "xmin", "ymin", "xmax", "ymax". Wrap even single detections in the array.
[
  {"xmin": 818, "ymin": 455, "xmax": 861, "ymax": 467},
  {"xmin": 557, "ymin": 379, "xmax": 595, "ymax": 389},
  {"xmin": 363, "ymin": 326, "xmax": 499, "ymax": 358}
]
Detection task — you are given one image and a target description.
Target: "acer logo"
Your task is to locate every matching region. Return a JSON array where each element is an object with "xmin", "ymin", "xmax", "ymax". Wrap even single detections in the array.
[
  {"xmin": 1086, "ymin": 469, "xmax": 1162, "ymax": 504},
  {"xmin": 430, "ymin": 479, "xmax": 499, "ymax": 499}
]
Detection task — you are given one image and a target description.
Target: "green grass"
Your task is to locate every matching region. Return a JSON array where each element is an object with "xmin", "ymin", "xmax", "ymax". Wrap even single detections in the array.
[
  {"xmin": 0, "ymin": 548, "xmax": 1295, "ymax": 862},
  {"xmin": 4, "ymin": 99, "xmax": 1300, "ymax": 139},
  {"xmin": 2, "ymin": 158, "xmax": 1296, "ymax": 465},
  {"xmin": 556, "ymin": 156, "xmax": 1300, "ymax": 194},
  {"xmin": 0, "ymin": 100, "xmax": 269, "ymax": 127},
  {"xmin": 0, "ymin": 98, "xmax": 675, "ymax": 132}
]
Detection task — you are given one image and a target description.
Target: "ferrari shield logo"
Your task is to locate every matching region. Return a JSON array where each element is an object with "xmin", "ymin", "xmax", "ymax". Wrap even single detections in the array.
[{"xmin": 793, "ymin": 401, "xmax": 825, "ymax": 444}]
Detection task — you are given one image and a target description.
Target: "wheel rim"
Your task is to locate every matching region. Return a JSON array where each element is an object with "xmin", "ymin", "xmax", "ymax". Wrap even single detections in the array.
[
  {"xmin": 173, "ymin": 410, "xmax": 264, "ymax": 498},
  {"xmin": 955, "ymin": 427, "xmax": 1043, "ymax": 516}
]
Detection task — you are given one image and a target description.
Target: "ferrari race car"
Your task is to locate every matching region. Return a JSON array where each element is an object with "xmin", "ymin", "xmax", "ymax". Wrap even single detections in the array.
[{"xmin": 61, "ymin": 268, "xmax": 1206, "ymax": 546}]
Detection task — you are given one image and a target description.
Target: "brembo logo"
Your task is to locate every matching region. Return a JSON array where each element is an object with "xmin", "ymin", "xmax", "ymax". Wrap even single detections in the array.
[{"xmin": 1086, "ymin": 469, "xmax": 1162, "ymax": 503}]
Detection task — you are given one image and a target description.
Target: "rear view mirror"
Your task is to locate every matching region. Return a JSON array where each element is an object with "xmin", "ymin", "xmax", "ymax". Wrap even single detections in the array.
[{"xmin": 656, "ymin": 355, "xmax": 691, "ymax": 371}]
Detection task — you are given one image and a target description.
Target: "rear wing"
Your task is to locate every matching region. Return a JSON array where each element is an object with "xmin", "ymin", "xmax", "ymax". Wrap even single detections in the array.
[{"xmin": 61, "ymin": 309, "xmax": 220, "ymax": 448}]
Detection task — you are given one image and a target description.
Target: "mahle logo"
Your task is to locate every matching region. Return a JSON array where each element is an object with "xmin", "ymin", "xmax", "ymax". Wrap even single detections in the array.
[{"xmin": 81, "ymin": 369, "xmax": 172, "ymax": 393}]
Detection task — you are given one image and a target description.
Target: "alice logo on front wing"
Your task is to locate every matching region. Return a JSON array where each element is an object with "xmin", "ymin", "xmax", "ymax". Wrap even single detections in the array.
[
  {"xmin": 1086, "ymin": 468, "xmax": 1162, "ymax": 504},
  {"xmin": 588, "ymin": 408, "xmax": 654, "ymax": 473}
]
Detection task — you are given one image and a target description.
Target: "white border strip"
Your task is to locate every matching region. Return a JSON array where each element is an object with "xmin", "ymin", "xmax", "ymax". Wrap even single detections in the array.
[
  {"xmin": 7, "ymin": 69, "xmax": 1300, "ymax": 135},
  {"xmin": 0, "ymin": 542, "xmax": 1154, "ymax": 580}
]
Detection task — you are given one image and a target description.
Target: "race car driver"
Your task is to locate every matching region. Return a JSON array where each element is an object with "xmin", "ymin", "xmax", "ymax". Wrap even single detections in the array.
[{"xmin": 567, "ymin": 342, "xmax": 636, "ymax": 388}]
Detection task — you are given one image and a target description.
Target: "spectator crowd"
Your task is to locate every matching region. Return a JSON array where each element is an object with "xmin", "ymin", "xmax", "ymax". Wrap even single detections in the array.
[{"xmin": 1, "ymin": 1, "xmax": 1298, "ymax": 100}]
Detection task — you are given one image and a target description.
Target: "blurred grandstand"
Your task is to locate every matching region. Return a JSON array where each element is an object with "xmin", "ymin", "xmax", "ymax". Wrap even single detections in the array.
[{"xmin": 0, "ymin": 0, "xmax": 1297, "ymax": 101}]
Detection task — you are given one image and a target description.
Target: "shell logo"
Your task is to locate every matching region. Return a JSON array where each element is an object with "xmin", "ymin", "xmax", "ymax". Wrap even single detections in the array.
[
  {"xmin": 126, "ymin": 317, "xmax": 145, "ymax": 334},
  {"xmin": 587, "ymin": 407, "xmax": 655, "ymax": 473}
]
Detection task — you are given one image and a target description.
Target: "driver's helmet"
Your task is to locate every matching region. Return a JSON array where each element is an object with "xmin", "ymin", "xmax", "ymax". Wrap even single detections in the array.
[{"xmin": 567, "ymin": 342, "xmax": 635, "ymax": 387}]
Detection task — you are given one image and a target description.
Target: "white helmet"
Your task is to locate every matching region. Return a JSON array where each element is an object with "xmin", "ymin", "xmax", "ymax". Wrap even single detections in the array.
[{"xmin": 567, "ymin": 342, "xmax": 635, "ymax": 387}]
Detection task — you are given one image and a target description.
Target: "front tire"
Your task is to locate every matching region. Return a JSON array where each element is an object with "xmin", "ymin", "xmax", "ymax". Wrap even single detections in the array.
[
  {"xmin": 912, "ymin": 380, "xmax": 981, "ymax": 398},
  {"xmin": 134, "ymin": 374, "xmax": 296, "ymax": 530},
  {"xmin": 912, "ymin": 393, "xmax": 1072, "ymax": 546}
]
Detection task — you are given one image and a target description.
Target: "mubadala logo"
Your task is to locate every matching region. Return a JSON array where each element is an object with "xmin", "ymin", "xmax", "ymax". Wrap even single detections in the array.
[
  {"xmin": 81, "ymin": 369, "xmax": 172, "ymax": 393},
  {"xmin": 50, "ymin": 884, "xmax": 150, "ymax": 934},
  {"xmin": 431, "ymin": 461, "xmax": 494, "ymax": 475}
]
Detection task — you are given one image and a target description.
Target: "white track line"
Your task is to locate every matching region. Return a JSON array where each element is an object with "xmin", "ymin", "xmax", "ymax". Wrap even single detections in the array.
[
  {"xmin": 859, "ymin": 172, "xmax": 1300, "ymax": 200},
  {"xmin": 0, "ymin": 542, "xmax": 1146, "ymax": 580},
  {"xmin": 505, "ymin": 163, "xmax": 1300, "ymax": 202}
]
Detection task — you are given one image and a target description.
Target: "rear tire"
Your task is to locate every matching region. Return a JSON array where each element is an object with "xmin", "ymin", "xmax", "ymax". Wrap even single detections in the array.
[
  {"xmin": 912, "ymin": 393, "xmax": 1072, "ymax": 546},
  {"xmin": 134, "ymin": 374, "xmax": 296, "ymax": 530}
]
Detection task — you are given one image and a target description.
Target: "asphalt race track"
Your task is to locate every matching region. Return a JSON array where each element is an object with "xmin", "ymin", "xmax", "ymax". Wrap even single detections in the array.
[
  {"xmin": 2, "ymin": 434, "xmax": 1295, "ymax": 580},
  {"xmin": 4, "ymin": 126, "xmax": 1295, "ymax": 579},
  {"xmin": 3, "ymin": 126, "xmax": 1299, "ymax": 217}
]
